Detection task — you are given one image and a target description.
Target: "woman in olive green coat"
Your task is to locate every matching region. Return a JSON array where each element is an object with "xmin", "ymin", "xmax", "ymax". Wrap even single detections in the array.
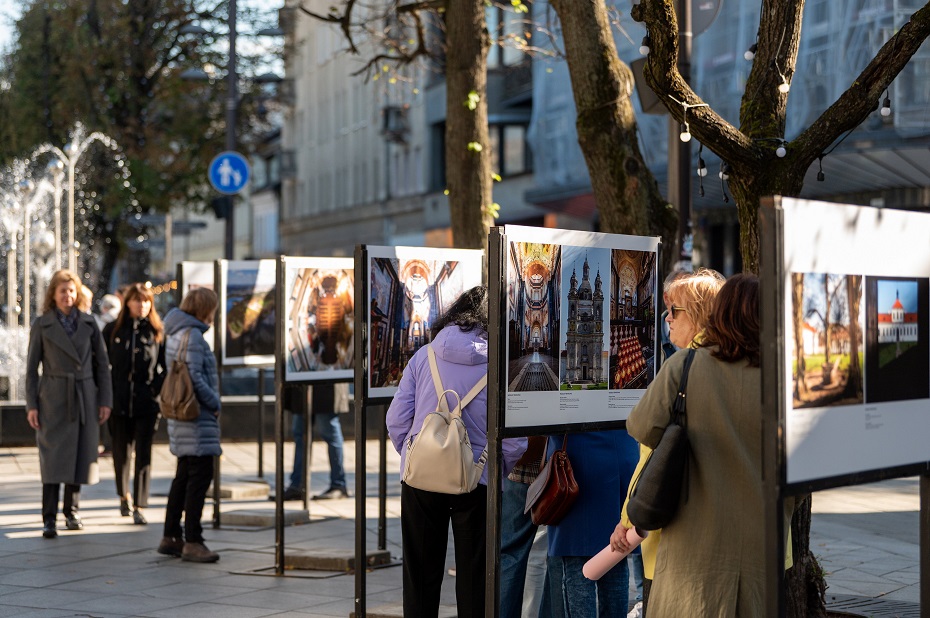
[
  {"xmin": 26, "ymin": 270, "xmax": 112, "ymax": 538},
  {"xmin": 614, "ymin": 274, "xmax": 790, "ymax": 616}
]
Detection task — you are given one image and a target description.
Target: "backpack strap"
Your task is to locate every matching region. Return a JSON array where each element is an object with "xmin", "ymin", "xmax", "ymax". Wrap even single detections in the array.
[
  {"xmin": 177, "ymin": 329, "xmax": 192, "ymax": 364},
  {"xmin": 427, "ymin": 344, "xmax": 488, "ymax": 416}
]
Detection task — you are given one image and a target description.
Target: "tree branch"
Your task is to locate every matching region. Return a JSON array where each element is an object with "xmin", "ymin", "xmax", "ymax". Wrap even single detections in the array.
[
  {"xmin": 632, "ymin": 0, "xmax": 757, "ymax": 166},
  {"xmin": 791, "ymin": 2, "xmax": 930, "ymax": 170},
  {"xmin": 297, "ymin": 0, "xmax": 360, "ymax": 55},
  {"xmin": 397, "ymin": 0, "xmax": 444, "ymax": 13}
]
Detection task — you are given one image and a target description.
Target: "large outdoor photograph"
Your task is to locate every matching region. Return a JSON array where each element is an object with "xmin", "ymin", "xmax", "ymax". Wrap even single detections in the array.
[
  {"xmin": 864, "ymin": 276, "xmax": 930, "ymax": 403},
  {"xmin": 284, "ymin": 258, "xmax": 354, "ymax": 381},
  {"xmin": 559, "ymin": 247, "xmax": 609, "ymax": 390},
  {"xmin": 790, "ymin": 273, "xmax": 864, "ymax": 409},
  {"xmin": 179, "ymin": 261, "xmax": 216, "ymax": 351},
  {"xmin": 506, "ymin": 242, "xmax": 561, "ymax": 392},
  {"xmin": 608, "ymin": 249, "xmax": 657, "ymax": 390},
  {"xmin": 368, "ymin": 253, "xmax": 479, "ymax": 392},
  {"xmin": 222, "ymin": 260, "xmax": 276, "ymax": 366}
]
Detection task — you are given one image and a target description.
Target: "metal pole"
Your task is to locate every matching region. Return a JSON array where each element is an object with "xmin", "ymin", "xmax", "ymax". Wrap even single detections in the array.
[
  {"xmin": 6, "ymin": 249, "xmax": 15, "ymax": 328},
  {"xmin": 378, "ymin": 405, "xmax": 387, "ymax": 551},
  {"xmin": 257, "ymin": 367, "xmax": 265, "ymax": 478},
  {"xmin": 225, "ymin": 0, "xmax": 238, "ymax": 261},
  {"xmin": 274, "ymin": 257, "xmax": 286, "ymax": 574},
  {"xmin": 921, "ymin": 472, "xmax": 930, "ymax": 611},
  {"xmin": 354, "ymin": 245, "xmax": 368, "ymax": 618},
  {"xmin": 23, "ymin": 204, "xmax": 30, "ymax": 327},
  {"xmin": 669, "ymin": 0, "xmax": 693, "ymax": 268},
  {"xmin": 67, "ymin": 160, "xmax": 75, "ymax": 272},
  {"xmin": 52, "ymin": 172, "xmax": 62, "ymax": 272}
]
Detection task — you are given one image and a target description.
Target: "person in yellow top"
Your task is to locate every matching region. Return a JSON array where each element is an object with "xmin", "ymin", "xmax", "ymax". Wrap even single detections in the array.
[{"xmin": 619, "ymin": 268, "xmax": 724, "ymax": 616}]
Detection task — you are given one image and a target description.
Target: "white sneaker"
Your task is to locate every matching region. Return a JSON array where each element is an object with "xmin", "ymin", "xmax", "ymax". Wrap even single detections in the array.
[{"xmin": 627, "ymin": 601, "xmax": 643, "ymax": 618}]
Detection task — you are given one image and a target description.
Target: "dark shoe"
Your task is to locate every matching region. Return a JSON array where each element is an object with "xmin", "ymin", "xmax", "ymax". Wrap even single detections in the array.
[
  {"xmin": 64, "ymin": 515, "xmax": 83, "ymax": 531},
  {"xmin": 157, "ymin": 536, "xmax": 184, "ymax": 557},
  {"xmin": 312, "ymin": 486, "xmax": 350, "ymax": 501},
  {"xmin": 181, "ymin": 542, "xmax": 219, "ymax": 563},
  {"xmin": 132, "ymin": 509, "xmax": 147, "ymax": 525},
  {"xmin": 279, "ymin": 486, "xmax": 305, "ymax": 501},
  {"xmin": 119, "ymin": 497, "xmax": 132, "ymax": 517},
  {"xmin": 42, "ymin": 520, "xmax": 57, "ymax": 539}
]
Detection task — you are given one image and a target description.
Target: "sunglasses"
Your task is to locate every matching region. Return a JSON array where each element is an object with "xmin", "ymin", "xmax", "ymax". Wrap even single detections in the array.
[{"xmin": 669, "ymin": 305, "xmax": 688, "ymax": 319}]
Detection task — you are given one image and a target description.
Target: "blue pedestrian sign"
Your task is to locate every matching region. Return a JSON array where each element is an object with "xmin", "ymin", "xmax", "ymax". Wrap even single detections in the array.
[{"xmin": 208, "ymin": 151, "xmax": 251, "ymax": 195}]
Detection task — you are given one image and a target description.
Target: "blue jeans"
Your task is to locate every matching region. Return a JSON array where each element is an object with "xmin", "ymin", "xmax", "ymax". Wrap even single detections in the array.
[
  {"xmin": 500, "ymin": 478, "xmax": 541, "ymax": 617},
  {"xmin": 290, "ymin": 411, "xmax": 346, "ymax": 490},
  {"xmin": 548, "ymin": 555, "xmax": 628, "ymax": 618},
  {"xmin": 629, "ymin": 547, "xmax": 644, "ymax": 602}
]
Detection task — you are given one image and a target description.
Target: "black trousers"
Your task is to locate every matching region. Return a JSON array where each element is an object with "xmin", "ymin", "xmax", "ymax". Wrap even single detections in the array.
[
  {"xmin": 401, "ymin": 482, "xmax": 487, "ymax": 618},
  {"xmin": 163, "ymin": 455, "xmax": 214, "ymax": 543},
  {"xmin": 42, "ymin": 483, "xmax": 80, "ymax": 522},
  {"xmin": 109, "ymin": 413, "xmax": 157, "ymax": 507}
]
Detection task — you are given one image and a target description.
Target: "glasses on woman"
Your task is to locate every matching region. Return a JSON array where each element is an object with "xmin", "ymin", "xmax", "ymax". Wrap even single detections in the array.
[{"xmin": 669, "ymin": 305, "xmax": 688, "ymax": 319}]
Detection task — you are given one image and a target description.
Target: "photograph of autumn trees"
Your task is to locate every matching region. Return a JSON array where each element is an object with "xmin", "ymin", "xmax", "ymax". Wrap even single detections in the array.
[
  {"xmin": 864, "ymin": 277, "xmax": 930, "ymax": 403},
  {"xmin": 791, "ymin": 273, "xmax": 864, "ymax": 409}
]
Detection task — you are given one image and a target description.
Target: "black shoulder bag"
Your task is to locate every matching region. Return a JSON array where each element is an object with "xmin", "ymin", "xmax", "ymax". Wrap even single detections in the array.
[{"xmin": 627, "ymin": 348, "xmax": 696, "ymax": 531}]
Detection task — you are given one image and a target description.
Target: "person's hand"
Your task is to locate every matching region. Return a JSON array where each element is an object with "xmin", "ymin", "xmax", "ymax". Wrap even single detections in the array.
[
  {"xmin": 99, "ymin": 406, "xmax": 111, "ymax": 424},
  {"xmin": 27, "ymin": 409, "xmax": 40, "ymax": 430},
  {"xmin": 609, "ymin": 522, "xmax": 631, "ymax": 553}
]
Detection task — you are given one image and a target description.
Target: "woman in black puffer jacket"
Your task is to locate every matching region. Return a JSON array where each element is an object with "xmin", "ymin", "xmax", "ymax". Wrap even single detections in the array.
[{"xmin": 103, "ymin": 283, "xmax": 166, "ymax": 525}]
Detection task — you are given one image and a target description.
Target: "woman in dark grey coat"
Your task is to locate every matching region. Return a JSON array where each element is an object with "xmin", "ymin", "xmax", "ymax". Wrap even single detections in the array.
[
  {"xmin": 26, "ymin": 270, "xmax": 112, "ymax": 539},
  {"xmin": 156, "ymin": 287, "xmax": 222, "ymax": 563}
]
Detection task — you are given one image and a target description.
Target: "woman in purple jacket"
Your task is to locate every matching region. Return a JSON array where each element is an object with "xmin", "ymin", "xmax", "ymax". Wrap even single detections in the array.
[{"xmin": 387, "ymin": 286, "xmax": 526, "ymax": 618}]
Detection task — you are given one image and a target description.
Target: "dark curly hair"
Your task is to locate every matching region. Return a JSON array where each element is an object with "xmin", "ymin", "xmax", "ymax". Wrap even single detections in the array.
[{"xmin": 431, "ymin": 285, "xmax": 488, "ymax": 337}]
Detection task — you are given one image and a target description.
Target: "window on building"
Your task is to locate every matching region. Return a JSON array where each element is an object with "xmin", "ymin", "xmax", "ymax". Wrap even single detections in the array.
[{"xmin": 488, "ymin": 124, "xmax": 532, "ymax": 177}]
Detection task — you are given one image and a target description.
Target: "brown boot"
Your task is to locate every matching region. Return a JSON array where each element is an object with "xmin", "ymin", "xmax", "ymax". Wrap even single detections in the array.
[
  {"xmin": 157, "ymin": 536, "xmax": 184, "ymax": 557},
  {"xmin": 181, "ymin": 542, "xmax": 219, "ymax": 563}
]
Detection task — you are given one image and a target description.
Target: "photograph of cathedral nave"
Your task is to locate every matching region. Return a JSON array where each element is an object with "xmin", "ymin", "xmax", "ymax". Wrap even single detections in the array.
[
  {"xmin": 507, "ymin": 242, "xmax": 562, "ymax": 391},
  {"xmin": 559, "ymin": 247, "xmax": 609, "ymax": 390},
  {"xmin": 609, "ymin": 249, "xmax": 657, "ymax": 390}
]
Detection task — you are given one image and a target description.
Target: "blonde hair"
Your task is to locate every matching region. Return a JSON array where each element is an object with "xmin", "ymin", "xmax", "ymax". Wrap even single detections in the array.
[
  {"xmin": 41, "ymin": 270, "xmax": 82, "ymax": 314},
  {"xmin": 179, "ymin": 287, "xmax": 218, "ymax": 324},
  {"xmin": 666, "ymin": 268, "xmax": 726, "ymax": 333},
  {"xmin": 78, "ymin": 285, "xmax": 93, "ymax": 312}
]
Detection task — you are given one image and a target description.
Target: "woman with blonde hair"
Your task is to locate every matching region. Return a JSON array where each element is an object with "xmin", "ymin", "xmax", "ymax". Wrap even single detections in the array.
[
  {"xmin": 103, "ymin": 282, "xmax": 167, "ymax": 524},
  {"xmin": 616, "ymin": 267, "xmax": 724, "ymax": 615},
  {"xmin": 157, "ymin": 287, "xmax": 222, "ymax": 563},
  {"xmin": 26, "ymin": 270, "xmax": 112, "ymax": 539}
]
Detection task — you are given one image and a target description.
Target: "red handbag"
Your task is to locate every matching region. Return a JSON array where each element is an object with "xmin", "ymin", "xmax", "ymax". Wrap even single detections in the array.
[{"xmin": 524, "ymin": 435, "xmax": 580, "ymax": 526}]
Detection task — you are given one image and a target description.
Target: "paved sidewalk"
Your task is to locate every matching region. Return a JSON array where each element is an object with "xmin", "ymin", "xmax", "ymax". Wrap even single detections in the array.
[{"xmin": 0, "ymin": 440, "xmax": 923, "ymax": 616}]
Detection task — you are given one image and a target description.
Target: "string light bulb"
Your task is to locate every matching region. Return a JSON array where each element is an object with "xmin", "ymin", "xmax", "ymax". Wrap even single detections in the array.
[
  {"xmin": 697, "ymin": 156, "xmax": 707, "ymax": 177},
  {"xmin": 744, "ymin": 43, "xmax": 758, "ymax": 61},
  {"xmin": 776, "ymin": 143, "xmax": 787, "ymax": 158},
  {"xmin": 719, "ymin": 162, "xmax": 730, "ymax": 181},
  {"xmin": 639, "ymin": 35, "xmax": 651, "ymax": 56},
  {"xmin": 778, "ymin": 76, "xmax": 791, "ymax": 94},
  {"xmin": 679, "ymin": 122, "xmax": 692, "ymax": 143},
  {"xmin": 880, "ymin": 91, "xmax": 892, "ymax": 117}
]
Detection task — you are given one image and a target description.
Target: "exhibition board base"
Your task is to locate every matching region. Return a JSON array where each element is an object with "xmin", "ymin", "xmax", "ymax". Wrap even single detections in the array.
[{"xmin": 351, "ymin": 603, "xmax": 457, "ymax": 618}]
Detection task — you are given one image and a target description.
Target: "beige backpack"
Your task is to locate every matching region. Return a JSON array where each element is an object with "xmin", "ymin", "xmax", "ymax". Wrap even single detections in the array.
[
  {"xmin": 401, "ymin": 345, "xmax": 488, "ymax": 494},
  {"xmin": 158, "ymin": 329, "xmax": 200, "ymax": 422}
]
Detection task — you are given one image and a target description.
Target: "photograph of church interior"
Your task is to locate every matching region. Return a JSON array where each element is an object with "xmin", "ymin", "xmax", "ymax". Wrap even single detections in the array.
[
  {"xmin": 559, "ymin": 247, "xmax": 610, "ymax": 390},
  {"xmin": 369, "ymin": 257, "xmax": 469, "ymax": 389},
  {"xmin": 609, "ymin": 249, "xmax": 657, "ymax": 390},
  {"xmin": 507, "ymin": 242, "xmax": 562, "ymax": 392},
  {"xmin": 286, "ymin": 266, "xmax": 354, "ymax": 374},
  {"xmin": 865, "ymin": 276, "xmax": 929, "ymax": 404}
]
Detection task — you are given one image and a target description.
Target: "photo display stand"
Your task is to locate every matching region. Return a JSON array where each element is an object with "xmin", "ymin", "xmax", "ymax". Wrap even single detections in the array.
[
  {"xmin": 213, "ymin": 259, "xmax": 277, "ymax": 529},
  {"xmin": 759, "ymin": 197, "xmax": 930, "ymax": 616},
  {"xmin": 485, "ymin": 225, "xmax": 661, "ymax": 616},
  {"xmin": 353, "ymin": 244, "xmax": 484, "ymax": 617},
  {"xmin": 272, "ymin": 255, "xmax": 355, "ymax": 575}
]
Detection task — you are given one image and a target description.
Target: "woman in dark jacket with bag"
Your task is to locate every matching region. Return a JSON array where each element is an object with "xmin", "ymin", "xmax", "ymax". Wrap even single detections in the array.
[
  {"xmin": 156, "ymin": 287, "xmax": 222, "ymax": 563},
  {"xmin": 103, "ymin": 282, "xmax": 166, "ymax": 525},
  {"xmin": 26, "ymin": 269, "xmax": 112, "ymax": 539}
]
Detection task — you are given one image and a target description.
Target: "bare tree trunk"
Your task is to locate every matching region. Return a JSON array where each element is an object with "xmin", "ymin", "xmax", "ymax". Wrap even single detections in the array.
[
  {"xmin": 846, "ymin": 275, "xmax": 863, "ymax": 398},
  {"xmin": 444, "ymin": 0, "xmax": 492, "ymax": 250},
  {"xmin": 792, "ymin": 273, "xmax": 809, "ymax": 402},
  {"xmin": 785, "ymin": 495, "xmax": 828, "ymax": 618},
  {"xmin": 549, "ymin": 0, "xmax": 677, "ymax": 272}
]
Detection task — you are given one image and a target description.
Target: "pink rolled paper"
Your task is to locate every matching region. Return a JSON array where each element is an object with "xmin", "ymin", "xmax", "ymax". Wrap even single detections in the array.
[{"xmin": 582, "ymin": 527, "xmax": 649, "ymax": 581}]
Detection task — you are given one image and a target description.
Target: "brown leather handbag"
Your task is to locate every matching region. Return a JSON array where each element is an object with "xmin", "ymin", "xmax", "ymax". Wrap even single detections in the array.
[{"xmin": 524, "ymin": 435, "xmax": 580, "ymax": 526}]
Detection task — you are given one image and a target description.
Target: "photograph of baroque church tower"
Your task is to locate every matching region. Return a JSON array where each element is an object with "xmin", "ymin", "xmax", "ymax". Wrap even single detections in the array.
[{"xmin": 560, "ymin": 248, "xmax": 609, "ymax": 390}]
